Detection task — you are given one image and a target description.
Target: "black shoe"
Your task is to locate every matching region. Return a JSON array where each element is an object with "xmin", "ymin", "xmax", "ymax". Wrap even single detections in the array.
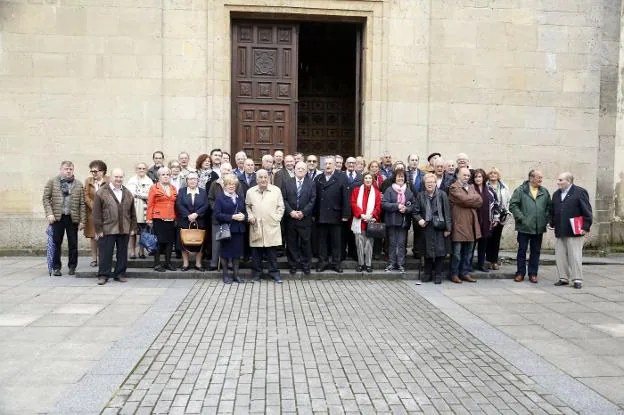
[
  {"xmin": 53, "ymin": 269, "xmax": 62, "ymax": 276},
  {"xmin": 139, "ymin": 253, "xmax": 146, "ymax": 259},
  {"xmin": 317, "ymin": 263, "xmax": 329, "ymax": 272},
  {"xmin": 180, "ymin": 265, "xmax": 190, "ymax": 272},
  {"xmin": 573, "ymin": 281, "xmax": 582, "ymax": 289},
  {"xmin": 554, "ymin": 280, "xmax": 569, "ymax": 286},
  {"xmin": 165, "ymin": 264, "xmax": 177, "ymax": 271},
  {"xmin": 365, "ymin": 266, "xmax": 373, "ymax": 273},
  {"xmin": 223, "ymin": 277, "xmax": 232, "ymax": 284},
  {"xmin": 208, "ymin": 266, "xmax": 218, "ymax": 271},
  {"xmin": 232, "ymin": 276, "xmax": 243, "ymax": 283},
  {"xmin": 154, "ymin": 265, "xmax": 165, "ymax": 272},
  {"xmin": 251, "ymin": 276, "xmax": 261, "ymax": 282},
  {"xmin": 194, "ymin": 265, "xmax": 205, "ymax": 272},
  {"xmin": 333, "ymin": 265, "xmax": 343, "ymax": 273},
  {"xmin": 289, "ymin": 268, "xmax": 297, "ymax": 275},
  {"xmin": 434, "ymin": 275, "xmax": 442, "ymax": 284},
  {"xmin": 355, "ymin": 265, "xmax": 363, "ymax": 272},
  {"xmin": 68, "ymin": 268, "xmax": 76, "ymax": 276},
  {"xmin": 303, "ymin": 268, "xmax": 311, "ymax": 275},
  {"xmin": 274, "ymin": 276, "xmax": 283, "ymax": 284}
]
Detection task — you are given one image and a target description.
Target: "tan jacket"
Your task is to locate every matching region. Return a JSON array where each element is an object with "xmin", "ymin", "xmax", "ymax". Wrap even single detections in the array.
[
  {"xmin": 245, "ymin": 184, "xmax": 285, "ymax": 247},
  {"xmin": 42, "ymin": 176, "xmax": 86, "ymax": 225},
  {"xmin": 92, "ymin": 185, "xmax": 138, "ymax": 236},
  {"xmin": 84, "ymin": 175, "xmax": 109, "ymax": 237},
  {"xmin": 448, "ymin": 180, "xmax": 482, "ymax": 242}
]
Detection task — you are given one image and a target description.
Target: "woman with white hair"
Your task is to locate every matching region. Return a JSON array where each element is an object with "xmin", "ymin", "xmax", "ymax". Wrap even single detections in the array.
[
  {"xmin": 127, "ymin": 162, "xmax": 153, "ymax": 259},
  {"xmin": 146, "ymin": 167, "xmax": 178, "ymax": 272}
]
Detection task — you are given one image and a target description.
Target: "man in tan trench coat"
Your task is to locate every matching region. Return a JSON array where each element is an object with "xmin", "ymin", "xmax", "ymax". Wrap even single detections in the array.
[
  {"xmin": 448, "ymin": 167, "xmax": 482, "ymax": 283},
  {"xmin": 246, "ymin": 169, "xmax": 285, "ymax": 283}
]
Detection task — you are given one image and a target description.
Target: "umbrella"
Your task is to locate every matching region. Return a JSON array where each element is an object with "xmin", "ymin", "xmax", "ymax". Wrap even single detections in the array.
[{"xmin": 46, "ymin": 225, "xmax": 55, "ymax": 276}]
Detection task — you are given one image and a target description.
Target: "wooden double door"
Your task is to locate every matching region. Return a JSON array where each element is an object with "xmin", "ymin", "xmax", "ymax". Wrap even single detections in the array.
[{"xmin": 231, "ymin": 20, "xmax": 361, "ymax": 159}]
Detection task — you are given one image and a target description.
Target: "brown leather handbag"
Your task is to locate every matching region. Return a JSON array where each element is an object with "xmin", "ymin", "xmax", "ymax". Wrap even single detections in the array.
[{"xmin": 180, "ymin": 221, "xmax": 205, "ymax": 247}]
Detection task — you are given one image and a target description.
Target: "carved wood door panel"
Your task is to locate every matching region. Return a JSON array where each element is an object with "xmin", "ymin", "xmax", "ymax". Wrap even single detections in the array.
[{"xmin": 231, "ymin": 22, "xmax": 298, "ymax": 159}]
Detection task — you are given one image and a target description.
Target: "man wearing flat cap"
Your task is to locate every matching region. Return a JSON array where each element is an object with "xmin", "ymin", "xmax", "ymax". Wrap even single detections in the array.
[{"xmin": 420, "ymin": 152, "xmax": 441, "ymax": 173}]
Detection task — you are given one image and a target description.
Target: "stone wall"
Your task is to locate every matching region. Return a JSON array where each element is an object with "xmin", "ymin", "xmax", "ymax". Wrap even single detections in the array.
[{"xmin": 0, "ymin": 0, "xmax": 612, "ymax": 250}]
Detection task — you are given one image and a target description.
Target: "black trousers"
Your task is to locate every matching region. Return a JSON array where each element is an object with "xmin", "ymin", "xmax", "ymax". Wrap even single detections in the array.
[
  {"xmin": 98, "ymin": 234, "xmax": 130, "ymax": 278},
  {"xmin": 286, "ymin": 218, "xmax": 312, "ymax": 270},
  {"xmin": 52, "ymin": 214, "xmax": 78, "ymax": 270},
  {"xmin": 317, "ymin": 223, "xmax": 342, "ymax": 266},
  {"xmin": 341, "ymin": 220, "xmax": 357, "ymax": 260},
  {"xmin": 486, "ymin": 223, "xmax": 504, "ymax": 263},
  {"xmin": 251, "ymin": 247, "xmax": 280, "ymax": 279}
]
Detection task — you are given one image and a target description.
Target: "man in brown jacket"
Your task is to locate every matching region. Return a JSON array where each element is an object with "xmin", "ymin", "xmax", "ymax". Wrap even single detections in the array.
[
  {"xmin": 93, "ymin": 168, "xmax": 138, "ymax": 285},
  {"xmin": 448, "ymin": 167, "xmax": 482, "ymax": 283},
  {"xmin": 42, "ymin": 161, "xmax": 86, "ymax": 276}
]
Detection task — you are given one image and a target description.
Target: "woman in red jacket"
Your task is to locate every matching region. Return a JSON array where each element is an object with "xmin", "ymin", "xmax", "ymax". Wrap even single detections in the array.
[
  {"xmin": 147, "ymin": 167, "xmax": 178, "ymax": 272},
  {"xmin": 350, "ymin": 172, "xmax": 381, "ymax": 273}
]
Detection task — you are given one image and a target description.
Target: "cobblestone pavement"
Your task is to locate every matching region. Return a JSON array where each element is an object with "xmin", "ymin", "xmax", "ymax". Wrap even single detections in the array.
[{"xmin": 104, "ymin": 280, "xmax": 577, "ymax": 414}]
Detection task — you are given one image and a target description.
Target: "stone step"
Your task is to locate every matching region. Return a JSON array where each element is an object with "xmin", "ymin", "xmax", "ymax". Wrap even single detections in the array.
[{"xmin": 75, "ymin": 267, "xmax": 515, "ymax": 281}]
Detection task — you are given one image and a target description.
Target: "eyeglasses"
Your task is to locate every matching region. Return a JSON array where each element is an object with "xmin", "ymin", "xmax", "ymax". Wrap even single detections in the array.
[
  {"xmin": 90, "ymin": 170, "xmax": 100, "ymax": 174},
  {"xmin": 307, "ymin": 160, "xmax": 317, "ymax": 163}
]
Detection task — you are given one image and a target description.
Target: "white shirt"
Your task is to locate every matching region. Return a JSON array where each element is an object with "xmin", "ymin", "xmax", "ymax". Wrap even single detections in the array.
[
  {"xmin": 109, "ymin": 183, "xmax": 123, "ymax": 203},
  {"xmin": 187, "ymin": 187, "xmax": 199, "ymax": 204},
  {"xmin": 561, "ymin": 185, "xmax": 572, "ymax": 201}
]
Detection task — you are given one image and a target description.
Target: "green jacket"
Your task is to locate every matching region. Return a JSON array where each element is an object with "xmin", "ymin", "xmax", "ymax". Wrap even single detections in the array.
[{"xmin": 509, "ymin": 181, "xmax": 551, "ymax": 235}]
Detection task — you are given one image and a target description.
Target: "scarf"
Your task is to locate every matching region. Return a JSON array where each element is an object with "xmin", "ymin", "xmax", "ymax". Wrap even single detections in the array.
[
  {"xmin": 59, "ymin": 176, "xmax": 74, "ymax": 196},
  {"xmin": 392, "ymin": 183, "xmax": 407, "ymax": 204},
  {"xmin": 351, "ymin": 185, "xmax": 376, "ymax": 235},
  {"xmin": 224, "ymin": 190, "xmax": 237, "ymax": 205}
]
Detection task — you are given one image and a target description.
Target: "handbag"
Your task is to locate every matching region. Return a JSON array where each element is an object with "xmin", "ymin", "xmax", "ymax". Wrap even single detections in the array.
[
  {"xmin": 180, "ymin": 221, "xmax": 205, "ymax": 247},
  {"xmin": 432, "ymin": 217, "xmax": 446, "ymax": 230},
  {"xmin": 139, "ymin": 226, "xmax": 158, "ymax": 253},
  {"xmin": 366, "ymin": 222, "xmax": 386, "ymax": 239},
  {"xmin": 215, "ymin": 223, "xmax": 231, "ymax": 241}
]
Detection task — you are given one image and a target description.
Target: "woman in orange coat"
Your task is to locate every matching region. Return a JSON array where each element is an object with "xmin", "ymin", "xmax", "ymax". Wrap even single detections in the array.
[{"xmin": 146, "ymin": 167, "xmax": 177, "ymax": 272}]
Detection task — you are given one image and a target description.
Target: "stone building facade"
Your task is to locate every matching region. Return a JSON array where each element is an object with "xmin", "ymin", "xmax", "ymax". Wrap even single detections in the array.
[{"xmin": 0, "ymin": 0, "xmax": 622, "ymax": 250}]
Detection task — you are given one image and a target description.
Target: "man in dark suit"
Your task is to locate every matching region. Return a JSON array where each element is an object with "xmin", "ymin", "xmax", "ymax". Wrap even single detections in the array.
[
  {"xmin": 550, "ymin": 172, "xmax": 592, "ymax": 289},
  {"xmin": 274, "ymin": 154, "xmax": 295, "ymax": 190},
  {"xmin": 342, "ymin": 157, "xmax": 362, "ymax": 260},
  {"xmin": 306, "ymin": 155, "xmax": 322, "ymax": 180},
  {"xmin": 282, "ymin": 161, "xmax": 317, "ymax": 275},
  {"xmin": 238, "ymin": 158, "xmax": 257, "ymax": 195},
  {"xmin": 406, "ymin": 154, "xmax": 425, "ymax": 258},
  {"xmin": 238, "ymin": 158, "xmax": 256, "ymax": 262},
  {"xmin": 315, "ymin": 156, "xmax": 351, "ymax": 272}
]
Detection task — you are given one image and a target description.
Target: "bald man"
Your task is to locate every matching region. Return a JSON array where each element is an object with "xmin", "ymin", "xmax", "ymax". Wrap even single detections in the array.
[{"xmin": 93, "ymin": 168, "xmax": 138, "ymax": 285}]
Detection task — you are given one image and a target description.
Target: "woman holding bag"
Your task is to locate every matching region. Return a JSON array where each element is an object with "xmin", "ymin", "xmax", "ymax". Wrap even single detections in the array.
[
  {"xmin": 146, "ymin": 167, "xmax": 177, "ymax": 272},
  {"xmin": 413, "ymin": 173, "xmax": 452, "ymax": 284},
  {"xmin": 214, "ymin": 174, "xmax": 247, "ymax": 284},
  {"xmin": 350, "ymin": 172, "xmax": 381, "ymax": 273},
  {"xmin": 382, "ymin": 170, "xmax": 416, "ymax": 273},
  {"xmin": 175, "ymin": 171, "xmax": 209, "ymax": 271}
]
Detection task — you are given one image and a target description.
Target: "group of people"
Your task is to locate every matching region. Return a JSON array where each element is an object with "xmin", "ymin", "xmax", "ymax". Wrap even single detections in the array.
[{"xmin": 42, "ymin": 149, "xmax": 593, "ymax": 288}]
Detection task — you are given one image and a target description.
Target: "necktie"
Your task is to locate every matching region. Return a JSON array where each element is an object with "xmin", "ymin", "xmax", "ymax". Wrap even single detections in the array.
[{"xmin": 296, "ymin": 180, "xmax": 302, "ymax": 208}]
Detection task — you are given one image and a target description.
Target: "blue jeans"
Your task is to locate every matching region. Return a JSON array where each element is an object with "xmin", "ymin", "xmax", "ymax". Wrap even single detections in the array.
[
  {"xmin": 516, "ymin": 232, "xmax": 543, "ymax": 277},
  {"xmin": 451, "ymin": 241, "xmax": 474, "ymax": 277}
]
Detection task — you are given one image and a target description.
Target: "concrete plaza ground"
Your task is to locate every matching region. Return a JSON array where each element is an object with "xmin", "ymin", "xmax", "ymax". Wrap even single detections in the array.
[{"xmin": 0, "ymin": 257, "xmax": 623, "ymax": 414}]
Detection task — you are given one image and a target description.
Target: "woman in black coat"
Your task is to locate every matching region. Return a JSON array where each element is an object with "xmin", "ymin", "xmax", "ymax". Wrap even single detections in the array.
[
  {"xmin": 175, "ymin": 172, "xmax": 209, "ymax": 271},
  {"xmin": 381, "ymin": 170, "xmax": 416, "ymax": 273},
  {"xmin": 413, "ymin": 173, "xmax": 452, "ymax": 284},
  {"xmin": 473, "ymin": 168, "xmax": 499, "ymax": 272},
  {"xmin": 214, "ymin": 174, "xmax": 247, "ymax": 284}
]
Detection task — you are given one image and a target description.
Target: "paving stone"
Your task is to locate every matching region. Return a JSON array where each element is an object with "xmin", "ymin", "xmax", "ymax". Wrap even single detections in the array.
[{"xmin": 102, "ymin": 280, "xmax": 583, "ymax": 414}]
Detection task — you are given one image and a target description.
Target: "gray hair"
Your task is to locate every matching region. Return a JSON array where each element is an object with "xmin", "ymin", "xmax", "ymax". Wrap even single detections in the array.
[
  {"xmin": 456, "ymin": 153, "xmax": 469, "ymax": 161},
  {"xmin": 561, "ymin": 172, "xmax": 574, "ymax": 183},
  {"xmin": 157, "ymin": 167, "xmax": 170, "ymax": 176},
  {"xmin": 434, "ymin": 158, "xmax": 446, "ymax": 167},
  {"xmin": 235, "ymin": 151, "xmax": 247, "ymax": 159},
  {"xmin": 60, "ymin": 160, "xmax": 74, "ymax": 168},
  {"xmin": 111, "ymin": 168, "xmax": 124, "ymax": 177},
  {"xmin": 262, "ymin": 154, "xmax": 273, "ymax": 162},
  {"xmin": 256, "ymin": 168, "xmax": 268, "ymax": 178},
  {"xmin": 186, "ymin": 171, "xmax": 199, "ymax": 180}
]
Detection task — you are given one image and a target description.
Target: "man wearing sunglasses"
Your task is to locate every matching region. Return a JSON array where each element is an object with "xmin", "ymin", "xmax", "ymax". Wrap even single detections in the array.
[{"xmin": 306, "ymin": 155, "xmax": 321, "ymax": 180}]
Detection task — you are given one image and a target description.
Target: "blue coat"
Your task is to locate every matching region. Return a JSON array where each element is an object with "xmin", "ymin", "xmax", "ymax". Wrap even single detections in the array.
[
  {"xmin": 175, "ymin": 187, "xmax": 209, "ymax": 229},
  {"xmin": 214, "ymin": 192, "xmax": 247, "ymax": 234}
]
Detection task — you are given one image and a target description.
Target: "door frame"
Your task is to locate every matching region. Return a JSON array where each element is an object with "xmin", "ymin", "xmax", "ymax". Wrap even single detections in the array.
[{"xmin": 229, "ymin": 12, "xmax": 366, "ymax": 156}]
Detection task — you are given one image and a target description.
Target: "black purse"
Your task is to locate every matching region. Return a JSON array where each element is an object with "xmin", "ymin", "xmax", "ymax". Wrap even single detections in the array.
[
  {"xmin": 215, "ymin": 224, "xmax": 231, "ymax": 241},
  {"xmin": 366, "ymin": 222, "xmax": 386, "ymax": 239},
  {"xmin": 431, "ymin": 192, "xmax": 446, "ymax": 230}
]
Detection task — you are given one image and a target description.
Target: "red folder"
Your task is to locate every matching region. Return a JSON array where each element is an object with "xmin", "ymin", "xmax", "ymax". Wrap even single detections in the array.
[{"xmin": 570, "ymin": 216, "xmax": 584, "ymax": 235}]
